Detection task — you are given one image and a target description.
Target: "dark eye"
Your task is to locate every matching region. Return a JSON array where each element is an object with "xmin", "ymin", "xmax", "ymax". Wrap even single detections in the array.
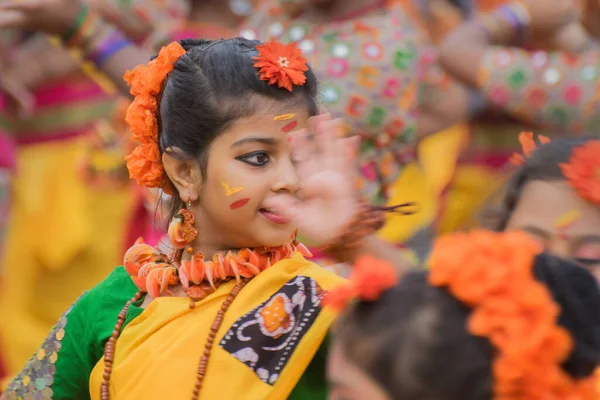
[
  {"xmin": 574, "ymin": 258, "xmax": 600, "ymax": 267},
  {"xmin": 237, "ymin": 151, "xmax": 270, "ymax": 166}
]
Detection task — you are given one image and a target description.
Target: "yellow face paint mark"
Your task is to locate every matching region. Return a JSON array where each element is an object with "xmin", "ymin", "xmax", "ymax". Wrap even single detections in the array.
[
  {"xmin": 553, "ymin": 210, "xmax": 581, "ymax": 230},
  {"xmin": 274, "ymin": 113, "xmax": 296, "ymax": 121},
  {"xmin": 221, "ymin": 181, "xmax": 243, "ymax": 197}
]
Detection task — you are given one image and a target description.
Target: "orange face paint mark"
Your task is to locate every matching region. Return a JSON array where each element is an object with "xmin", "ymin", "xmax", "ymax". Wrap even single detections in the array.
[
  {"xmin": 281, "ymin": 120, "xmax": 298, "ymax": 132},
  {"xmin": 230, "ymin": 198, "xmax": 250, "ymax": 210},
  {"xmin": 221, "ymin": 181, "xmax": 243, "ymax": 197},
  {"xmin": 274, "ymin": 113, "xmax": 296, "ymax": 121}
]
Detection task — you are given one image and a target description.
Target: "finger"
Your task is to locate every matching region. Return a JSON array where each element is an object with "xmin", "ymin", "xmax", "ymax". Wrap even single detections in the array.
[
  {"xmin": 0, "ymin": 11, "xmax": 28, "ymax": 29},
  {"xmin": 0, "ymin": 0, "xmax": 40, "ymax": 11},
  {"xmin": 0, "ymin": 79, "xmax": 35, "ymax": 114},
  {"xmin": 289, "ymin": 128, "xmax": 319, "ymax": 180},
  {"xmin": 268, "ymin": 195, "xmax": 299, "ymax": 220},
  {"xmin": 340, "ymin": 135, "xmax": 360, "ymax": 171},
  {"xmin": 315, "ymin": 118, "xmax": 346, "ymax": 171}
]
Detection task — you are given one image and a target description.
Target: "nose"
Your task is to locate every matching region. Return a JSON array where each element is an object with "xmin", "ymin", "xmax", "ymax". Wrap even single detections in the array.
[{"xmin": 271, "ymin": 156, "xmax": 300, "ymax": 194}]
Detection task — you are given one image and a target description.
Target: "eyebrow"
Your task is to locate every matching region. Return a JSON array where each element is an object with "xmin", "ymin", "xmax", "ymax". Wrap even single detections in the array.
[
  {"xmin": 520, "ymin": 226, "xmax": 550, "ymax": 240},
  {"xmin": 575, "ymin": 235, "xmax": 600, "ymax": 244},
  {"xmin": 231, "ymin": 137, "xmax": 278, "ymax": 148}
]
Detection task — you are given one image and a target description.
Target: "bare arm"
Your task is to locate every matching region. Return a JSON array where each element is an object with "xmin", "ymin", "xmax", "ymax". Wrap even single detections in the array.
[
  {"xmin": 415, "ymin": 48, "xmax": 482, "ymax": 138},
  {"xmin": 439, "ymin": 3, "xmax": 591, "ymax": 88}
]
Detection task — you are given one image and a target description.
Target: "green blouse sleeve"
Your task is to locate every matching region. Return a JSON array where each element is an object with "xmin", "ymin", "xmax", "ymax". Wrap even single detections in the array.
[
  {"xmin": 477, "ymin": 46, "xmax": 600, "ymax": 133},
  {"xmin": 288, "ymin": 334, "xmax": 331, "ymax": 400},
  {"xmin": 2, "ymin": 267, "xmax": 140, "ymax": 400}
]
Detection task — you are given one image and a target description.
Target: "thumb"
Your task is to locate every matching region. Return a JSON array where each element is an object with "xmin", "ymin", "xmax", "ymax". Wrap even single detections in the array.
[{"xmin": 268, "ymin": 194, "xmax": 300, "ymax": 220}]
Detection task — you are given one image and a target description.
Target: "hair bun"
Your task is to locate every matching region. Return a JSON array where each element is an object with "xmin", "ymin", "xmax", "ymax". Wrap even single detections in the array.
[{"xmin": 532, "ymin": 253, "xmax": 600, "ymax": 378}]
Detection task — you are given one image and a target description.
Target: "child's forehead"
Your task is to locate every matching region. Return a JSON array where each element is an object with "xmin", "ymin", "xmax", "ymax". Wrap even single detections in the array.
[{"xmin": 253, "ymin": 96, "xmax": 312, "ymax": 116}]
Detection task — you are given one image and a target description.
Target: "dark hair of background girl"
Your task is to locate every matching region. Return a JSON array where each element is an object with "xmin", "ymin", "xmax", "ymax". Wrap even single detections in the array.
[
  {"xmin": 150, "ymin": 37, "xmax": 319, "ymax": 226},
  {"xmin": 335, "ymin": 253, "xmax": 600, "ymax": 399},
  {"xmin": 494, "ymin": 137, "xmax": 590, "ymax": 231}
]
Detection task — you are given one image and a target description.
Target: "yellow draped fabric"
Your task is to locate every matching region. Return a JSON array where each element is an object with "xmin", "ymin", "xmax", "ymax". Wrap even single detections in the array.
[
  {"xmin": 378, "ymin": 124, "xmax": 468, "ymax": 244},
  {"xmin": 89, "ymin": 254, "xmax": 344, "ymax": 400},
  {"xmin": 0, "ymin": 136, "xmax": 136, "ymax": 373}
]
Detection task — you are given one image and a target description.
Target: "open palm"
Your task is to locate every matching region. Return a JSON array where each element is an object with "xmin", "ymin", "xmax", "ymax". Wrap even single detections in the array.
[{"xmin": 272, "ymin": 115, "xmax": 360, "ymax": 247}]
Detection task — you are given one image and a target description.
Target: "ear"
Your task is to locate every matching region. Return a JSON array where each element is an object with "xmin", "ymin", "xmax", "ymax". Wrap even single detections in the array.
[{"xmin": 162, "ymin": 148, "xmax": 202, "ymax": 203}]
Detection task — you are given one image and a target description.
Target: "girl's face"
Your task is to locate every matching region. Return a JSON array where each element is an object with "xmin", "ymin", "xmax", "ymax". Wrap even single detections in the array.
[
  {"xmin": 327, "ymin": 340, "xmax": 390, "ymax": 400},
  {"xmin": 191, "ymin": 104, "xmax": 309, "ymax": 252},
  {"xmin": 506, "ymin": 180, "xmax": 600, "ymax": 282}
]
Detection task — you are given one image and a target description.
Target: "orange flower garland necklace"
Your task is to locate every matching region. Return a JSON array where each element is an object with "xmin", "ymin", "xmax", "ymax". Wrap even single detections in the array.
[{"xmin": 123, "ymin": 206, "xmax": 313, "ymax": 299}]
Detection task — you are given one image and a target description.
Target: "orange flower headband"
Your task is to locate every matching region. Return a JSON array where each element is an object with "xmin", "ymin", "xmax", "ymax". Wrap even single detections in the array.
[
  {"xmin": 510, "ymin": 131, "xmax": 550, "ymax": 166},
  {"xmin": 123, "ymin": 42, "xmax": 186, "ymax": 192},
  {"xmin": 324, "ymin": 256, "xmax": 399, "ymax": 311},
  {"xmin": 123, "ymin": 40, "xmax": 308, "ymax": 191},
  {"xmin": 560, "ymin": 140, "xmax": 600, "ymax": 205},
  {"xmin": 429, "ymin": 230, "xmax": 596, "ymax": 398},
  {"xmin": 511, "ymin": 131, "xmax": 600, "ymax": 205}
]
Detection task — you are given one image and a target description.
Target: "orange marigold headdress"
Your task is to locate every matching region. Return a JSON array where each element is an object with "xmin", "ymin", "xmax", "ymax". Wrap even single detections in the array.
[
  {"xmin": 429, "ymin": 230, "xmax": 596, "ymax": 399},
  {"xmin": 323, "ymin": 255, "xmax": 399, "ymax": 311},
  {"xmin": 510, "ymin": 131, "xmax": 551, "ymax": 166},
  {"xmin": 253, "ymin": 40, "xmax": 308, "ymax": 91},
  {"xmin": 123, "ymin": 42, "xmax": 186, "ymax": 192},
  {"xmin": 560, "ymin": 140, "xmax": 600, "ymax": 205}
]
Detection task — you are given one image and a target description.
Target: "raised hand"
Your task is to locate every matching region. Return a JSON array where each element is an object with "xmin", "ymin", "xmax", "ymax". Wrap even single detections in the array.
[
  {"xmin": 271, "ymin": 114, "xmax": 361, "ymax": 247},
  {"xmin": 522, "ymin": 0, "xmax": 583, "ymax": 35},
  {"xmin": 0, "ymin": 0, "xmax": 82, "ymax": 34}
]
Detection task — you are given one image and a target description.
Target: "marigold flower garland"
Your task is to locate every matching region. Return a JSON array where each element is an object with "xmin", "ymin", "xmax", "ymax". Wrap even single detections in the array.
[
  {"xmin": 324, "ymin": 256, "xmax": 399, "ymax": 311},
  {"xmin": 429, "ymin": 230, "xmax": 596, "ymax": 399},
  {"xmin": 123, "ymin": 42, "xmax": 186, "ymax": 191},
  {"xmin": 560, "ymin": 140, "xmax": 600, "ymax": 206}
]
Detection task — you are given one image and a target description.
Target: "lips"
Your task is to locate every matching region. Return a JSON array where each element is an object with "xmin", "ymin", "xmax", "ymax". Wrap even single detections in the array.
[{"xmin": 259, "ymin": 208, "xmax": 292, "ymax": 225}]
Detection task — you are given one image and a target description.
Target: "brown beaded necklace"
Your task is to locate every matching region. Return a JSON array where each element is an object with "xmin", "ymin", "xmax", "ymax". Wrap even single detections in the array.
[{"xmin": 100, "ymin": 279, "xmax": 249, "ymax": 400}]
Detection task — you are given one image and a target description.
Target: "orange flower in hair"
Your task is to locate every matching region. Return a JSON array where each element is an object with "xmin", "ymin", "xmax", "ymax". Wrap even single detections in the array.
[
  {"xmin": 429, "ymin": 230, "xmax": 596, "ymax": 399},
  {"xmin": 253, "ymin": 40, "xmax": 308, "ymax": 91},
  {"xmin": 560, "ymin": 140, "xmax": 600, "ymax": 205},
  {"xmin": 510, "ymin": 131, "xmax": 550, "ymax": 166},
  {"xmin": 123, "ymin": 42, "xmax": 186, "ymax": 190},
  {"xmin": 124, "ymin": 142, "xmax": 163, "ymax": 188},
  {"xmin": 324, "ymin": 256, "xmax": 399, "ymax": 311}
]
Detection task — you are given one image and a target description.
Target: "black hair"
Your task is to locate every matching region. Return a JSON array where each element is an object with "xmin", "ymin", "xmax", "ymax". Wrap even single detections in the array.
[
  {"xmin": 495, "ymin": 137, "xmax": 591, "ymax": 230},
  {"xmin": 335, "ymin": 253, "xmax": 600, "ymax": 399},
  {"xmin": 153, "ymin": 37, "xmax": 319, "ymax": 223}
]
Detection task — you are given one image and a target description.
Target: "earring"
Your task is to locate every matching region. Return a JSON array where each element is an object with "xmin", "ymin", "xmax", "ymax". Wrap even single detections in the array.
[{"xmin": 168, "ymin": 200, "xmax": 198, "ymax": 252}]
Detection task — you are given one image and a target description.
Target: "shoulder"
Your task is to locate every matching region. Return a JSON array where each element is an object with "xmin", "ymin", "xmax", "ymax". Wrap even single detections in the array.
[
  {"xmin": 76, "ymin": 266, "xmax": 138, "ymax": 312},
  {"xmin": 289, "ymin": 254, "xmax": 348, "ymax": 290},
  {"xmin": 3, "ymin": 267, "xmax": 137, "ymax": 400}
]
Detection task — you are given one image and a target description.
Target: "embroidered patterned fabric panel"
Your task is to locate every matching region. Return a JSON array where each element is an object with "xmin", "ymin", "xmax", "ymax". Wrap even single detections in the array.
[
  {"xmin": 220, "ymin": 276, "xmax": 324, "ymax": 385},
  {"xmin": 239, "ymin": 0, "xmax": 432, "ymax": 203},
  {"xmin": 4, "ymin": 304, "xmax": 74, "ymax": 399},
  {"xmin": 478, "ymin": 46, "xmax": 600, "ymax": 134}
]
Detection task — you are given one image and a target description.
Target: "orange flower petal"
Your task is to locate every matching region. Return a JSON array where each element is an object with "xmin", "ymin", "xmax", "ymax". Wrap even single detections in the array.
[
  {"xmin": 560, "ymin": 140, "xmax": 600, "ymax": 205},
  {"xmin": 253, "ymin": 40, "xmax": 309, "ymax": 92}
]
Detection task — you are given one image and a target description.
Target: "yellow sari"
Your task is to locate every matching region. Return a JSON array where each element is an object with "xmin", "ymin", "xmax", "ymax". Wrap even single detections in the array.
[{"xmin": 89, "ymin": 253, "xmax": 344, "ymax": 399}]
